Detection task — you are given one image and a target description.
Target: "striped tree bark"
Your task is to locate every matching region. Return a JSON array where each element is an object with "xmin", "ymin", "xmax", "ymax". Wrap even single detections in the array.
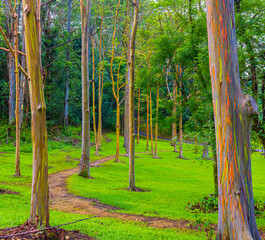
[
  {"xmin": 79, "ymin": 0, "xmax": 92, "ymax": 178},
  {"xmin": 206, "ymin": 0, "xmax": 261, "ymax": 239},
  {"xmin": 22, "ymin": 0, "xmax": 49, "ymax": 226}
]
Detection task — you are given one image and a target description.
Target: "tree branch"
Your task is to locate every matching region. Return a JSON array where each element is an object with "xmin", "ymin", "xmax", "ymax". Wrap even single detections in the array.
[
  {"xmin": 41, "ymin": 0, "xmax": 56, "ymax": 6},
  {"xmin": 0, "ymin": 26, "xmax": 28, "ymax": 78}
]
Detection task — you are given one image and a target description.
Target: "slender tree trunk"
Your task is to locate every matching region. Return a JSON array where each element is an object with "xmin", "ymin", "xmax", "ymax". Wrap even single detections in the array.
[
  {"xmin": 137, "ymin": 88, "xmax": 140, "ymax": 144},
  {"xmin": 64, "ymin": 0, "xmax": 72, "ymax": 128},
  {"xmin": 110, "ymin": 0, "xmax": 122, "ymax": 162},
  {"xmin": 178, "ymin": 79, "xmax": 183, "ymax": 159},
  {"xmin": 146, "ymin": 94, "xmax": 149, "ymax": 150},
  {"xmin": 129, "ymin": 0, "xmax": 139, "ymax": 191},
  {"xmin": 206, "ymin": 0, "xmax": 261, "ymax": 239},
  {"xmin": 91, "ymin": 35, "xmax": 97, "ymax": 144},
  {"xmin": 95, "ymin": 16, "xmax": 104, "ymax": 156},
  {"xmin": 150, "ymin": 90, "xmax": 153, "ymax": 154},
  {"xmin": 153, "ymin": 86, "xmax": 159, "ymax": 158},
  {"xmin": 14, "ymin": 9, "xmax": 20, "ymax": 177},
  {"xmin": 172, "ymin": 67, "xmax": 177, "ymax": 152},
  {"xmin": 79, "ymin": 0, "xmax": 92, "ymax": 178},
  {"xmin": 202, "ymin": 143, "xmax": 209, "ymax": 159},
  {"xmin": 4, "ymin": 0, "xmax": 16, "ymax": 125},
  {"xmin": 124, "ymin": 0, "xmax": 130, "ymax": 156},
  {"xmin": 22, "ymin": 0, "xmax": 49, "ymax": 227}
]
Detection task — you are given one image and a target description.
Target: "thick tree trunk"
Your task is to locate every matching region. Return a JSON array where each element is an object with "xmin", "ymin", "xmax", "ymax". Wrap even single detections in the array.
[
  {"xmin": 129, "ymin": 0, "xmax": 139, "ymax": 191},
  {"xmin": 22, "ymin": 0, "xmax": 49, "ymax": 227},
  {"xmin": 153, "ymin": 86, "xmax": 159, "ymax": 159},
  {"xmin": 206, "ymin": 0, "xmax": 261, "ymax": 239},
  {"xmin": 64, "ymin": 0, "xmax": 72, "ymax": 128},
  {"xmin": 79, "ymin": 0, "xmax": 92, "ymax": 178}
]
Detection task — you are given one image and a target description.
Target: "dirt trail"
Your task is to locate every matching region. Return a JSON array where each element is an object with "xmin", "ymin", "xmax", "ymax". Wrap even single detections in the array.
[
  {"xmin": 49, "ymin": 151, "xmax": 265, "ymax": 238},
  {"xmin": 49, "ymin": 154, "xmax": 194, "ymax": 230}
]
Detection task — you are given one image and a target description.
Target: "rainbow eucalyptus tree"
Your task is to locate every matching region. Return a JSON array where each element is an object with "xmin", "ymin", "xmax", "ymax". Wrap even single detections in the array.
[
  {"xmin": 22, "ymin": 0, "xmax": 49, "ymax": 226},
  {"xmin": 129, "ymin": 0, "xmax": 139, "ymax": 191},
  {"xmin": 206, "ymin": 0, "xmax": 261, "ymax": 239},
  {"xmin": 79, "ymin": 0, "xmax": 92, "ymax": 178}
]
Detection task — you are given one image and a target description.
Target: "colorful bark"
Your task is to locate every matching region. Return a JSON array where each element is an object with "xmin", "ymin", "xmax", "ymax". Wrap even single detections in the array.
[
  {"xmin": 137, "ymin": 88, "xmax": 140, "ymax": 144},
  {"xmin": 153, "ymin": 86, "xmax": 159, "ymax": 159},
  {"xmin": 150, "ymin": 91, "xmax": 154, "ymax": 154},
  {"xmin": 206, "ymin": 0, "xmax": 261, "ymax": 239},
  {"xmin": 129, "ymin": 0, "xmax": 139, "ymax": 191},
  {"xmin": 64, "ymin": 0, "xmax": 72, "ymax": 128},
  {"xmin": 79, "ymin": 0, "xmax": 92, "ymax": 178},
  {"xmin": 172, "ymin": 67, "xmax": 177, "ymax": 152},
  {"xmin": 110, "ymin": 0, "xmax": 122, "ymax": 163},
  {"xmin": 14, "ymin": 8, "xmax": 20, "ymax": 177},
  {"xmin": 146, "ymin": 94, "xmax": 149, "ymax": 150},
  {"xmin": 22, "ymin": 0, "xmax": 49, "ymax": 226}
]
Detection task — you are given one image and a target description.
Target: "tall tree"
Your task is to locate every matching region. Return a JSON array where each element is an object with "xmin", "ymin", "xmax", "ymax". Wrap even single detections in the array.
[
  {"xmin": 110, "ymin": 0, "xmax": 124, "ymax": 163},
  {"xmin": 79, "ymin": 0, "xmax": 92, "ymax": 178},
  {"xmin": 4, "ymin": 0, "xmax": 15, "ymax": 125},
  {"xmin": 206, "ymin": 0, "xmax": 261, "ymax": 239},
  {"xmin": 128, "ymin": 0, "xmax": 139, "ymax": 191},
  {"xmin": 21, "ymin": 0, "xmax": 49, "ymax": 226},
  {"xmin": 64, "ymin": 0, "xmax": 72, "ymax": 128}
]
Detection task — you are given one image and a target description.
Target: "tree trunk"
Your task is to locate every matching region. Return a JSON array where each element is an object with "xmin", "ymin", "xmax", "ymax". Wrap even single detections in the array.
[
  {"xmin": 137, "ymin": 88, "xmax": 140, "ymax": 144},
  {"xmin": 79, "ymin": 0, "xmax": 92, "ymax": 178},
  {"xmin": 172, "ymin": 67, "xmax": 177, "ymax": 152},
  {"xmin": 202, "ymin": 143, "xmax": 209, "ymax": 159},
  {"xmin": 178, "ymin": 78, "xmax": 183, "ymax": 159},
  {"xmin": 95, "ymin": 16, "xmax": 104, "ymax": 156},
  {"xmin": 14, "ymin": 9, "xmax": 20, "ymax": 177},
  {"xmin": 146, "ymin": 94, "xmax": 149, "ymax": 150},
  {"xmin": 4, "ymin": 0, "xmax": 16, "ymax": 125},
  {"xmin": 153, "ymin": 86, "xmax": 159, "ymax": 159},
  {"xmin": 123, "ymin": 0, "xmax": 130, "ymax": 156},
  {"xmin": 129, "ymin": 0, "xmax": 139, "ymax": 191},
  {"xmin": 206, "ymin": 0, "xmax": 261, "ymax": 239},
  {"xmin": 64, "ymin": 0, "xmax": 72, "ymax": 128},
  {"xmin": 150, "ymin": 90, "xmax": 153, "ymax": 154},
  {"xmin": 91, "ymin": 35, "xmax": 97, "ymax": 145},
  {"xmin": 22, "ymin": 0, "xmax": 49, "ymax": 227}
]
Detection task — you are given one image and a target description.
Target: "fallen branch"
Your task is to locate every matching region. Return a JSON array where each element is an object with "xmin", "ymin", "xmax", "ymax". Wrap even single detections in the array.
[{"xmin": 0, "ymin": 216, "xmax": 98, "ymax": 239}]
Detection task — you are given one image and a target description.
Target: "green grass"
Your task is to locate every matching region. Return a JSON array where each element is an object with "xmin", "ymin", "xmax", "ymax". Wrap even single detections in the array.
[
  {"xmin": 68, "ymin": 133, "xmax": 265, "ymax": 228},
  {"xmin": 0, "ymin": 130, "xmax": 264, "ymax": 239}
]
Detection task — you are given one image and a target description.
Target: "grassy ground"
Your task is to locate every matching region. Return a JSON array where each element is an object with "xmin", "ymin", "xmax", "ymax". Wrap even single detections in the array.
[
  {"xmin": 0, "ymin": 130, "xmax": 213, "ymax": 239},
  {"xmin": 68, "ymin": 133, "xmax": 265, "ymax": 228}
]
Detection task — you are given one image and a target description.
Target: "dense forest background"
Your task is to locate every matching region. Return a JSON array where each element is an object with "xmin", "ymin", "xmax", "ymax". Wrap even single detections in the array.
[{"xmin": 0, "ymin": 0, "xmax": 264, "ymax": 146}]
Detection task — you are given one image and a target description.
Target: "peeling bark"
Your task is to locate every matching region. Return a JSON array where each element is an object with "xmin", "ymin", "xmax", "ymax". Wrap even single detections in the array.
[
  {"xmin": 79, "ymin": 0, "xmax": 92, "ymax": 178},
  {"xmin": 22, "ymin": 0, "xmax": 49, "ymax": 227},
  {"xmin": 206, "ymin": 0, "xmax": 261, "ymax": 239},
  {"xmin": 129, "ymin": 0, "xmax": 139, "ymax": 191}
]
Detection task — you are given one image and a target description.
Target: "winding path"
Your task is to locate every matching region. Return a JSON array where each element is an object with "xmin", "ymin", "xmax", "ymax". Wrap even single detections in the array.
[
  {"xmin": 49, "ymin": 154, "xmax": 193, "ymax": 230},
  {"xmin": 49, "ymin": 148, "xmax": 265, "ymax": 238}
]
